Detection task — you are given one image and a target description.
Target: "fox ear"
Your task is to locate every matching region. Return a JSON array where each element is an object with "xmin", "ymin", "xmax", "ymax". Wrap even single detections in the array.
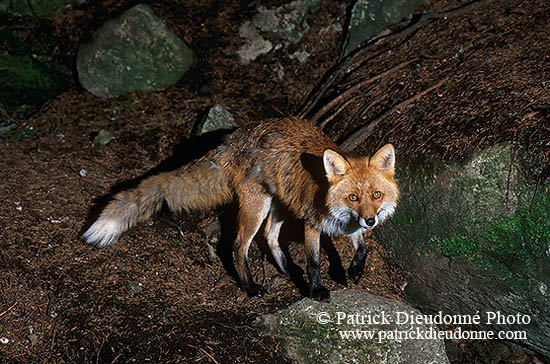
[
  {"xmin": 370, "ymin": 144, "xmax": 395, "ymax": 171},
  {"xmin": 323, "ymin": 149, "xmax": 350, "ymax": 179}
]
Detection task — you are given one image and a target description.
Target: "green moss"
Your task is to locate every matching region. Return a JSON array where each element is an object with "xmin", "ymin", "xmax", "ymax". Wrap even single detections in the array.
[
  {"xmin": 0, "ymin": 54, "xmax": 69, "ymax": 108},
  {"xmin": 428, "ymin": 191, "xmax": 550, "ymax": 292},
  {"xmin": 0, "ymin": 21, "xmax": 71, "ymax": 109},
  {"xmin": 523, "ymin": 192, "xmax": 550, "ymax": 247},
  {"xmin": 389, "ymin": 211, "xmax": 414, "ymax": 228},
  {"xmin": 486, "ymin": 217, "xmax": 522, "ymax": 254},
  {"xmin": 432, "ymin": 235, "xmax": 480, "ymax": 259}
]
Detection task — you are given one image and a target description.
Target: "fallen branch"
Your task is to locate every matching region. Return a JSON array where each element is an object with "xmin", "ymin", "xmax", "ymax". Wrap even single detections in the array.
[
  {"xmin": 361, "ymin": 0, "xmax": 495, "ymax": 56},
  {"xmin": 319, "ymin": 95, "xmax": 360, "ymax": 129},
  {"xmin": 340, "ymin": 77, "xmax": 449, "ymax": 151},
  {"xmin": 321, "ymin": 94, "xmax": 385, "ymax": 131},
  {"xmin": 347, "ymin": 94, "xmax": 386, "ymax": 127},
  {"xmin": 298, "ymin": 0, "xmax": 494, "ymax": 118},
  {"xmin": 312, "ymin": 59, "xmax": 418, "ymax": 126}
]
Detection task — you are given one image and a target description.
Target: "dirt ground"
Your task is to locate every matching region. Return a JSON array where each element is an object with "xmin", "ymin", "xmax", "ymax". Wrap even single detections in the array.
[{"xmin": 1, "ymin": 0, "xmax": 549, "ymax": 363}]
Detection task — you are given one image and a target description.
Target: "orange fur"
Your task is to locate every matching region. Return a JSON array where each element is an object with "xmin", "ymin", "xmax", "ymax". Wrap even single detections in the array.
[{"xmin": 84, "ymin": 117, "xmax": 399, "ymax": 300}]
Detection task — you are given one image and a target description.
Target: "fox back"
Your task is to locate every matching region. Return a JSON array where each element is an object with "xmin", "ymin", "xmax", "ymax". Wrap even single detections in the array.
[{"xmin": 224, "ymin": 117, "xmax": 399, "ymax": 237}]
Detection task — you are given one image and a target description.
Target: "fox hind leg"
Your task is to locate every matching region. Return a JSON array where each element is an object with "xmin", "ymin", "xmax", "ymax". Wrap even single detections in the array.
[
  {"xmin": 234, "ymin": 186, "xmax": 272, "ymax": 297},
  {"xmin": 264, "ymin": 206, "xmax": 288, "ymax": 275}
]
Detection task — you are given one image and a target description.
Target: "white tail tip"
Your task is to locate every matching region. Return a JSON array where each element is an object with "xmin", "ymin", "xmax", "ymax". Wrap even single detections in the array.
[{"xmin": 83, "ymin": 218, "xmax": 123, "ymax": 246}]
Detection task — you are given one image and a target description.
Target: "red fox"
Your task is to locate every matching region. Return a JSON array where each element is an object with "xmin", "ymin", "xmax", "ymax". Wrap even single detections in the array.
[{"xmin": 84, "ymin": 117, "xmax": 399, "ymax": 301}]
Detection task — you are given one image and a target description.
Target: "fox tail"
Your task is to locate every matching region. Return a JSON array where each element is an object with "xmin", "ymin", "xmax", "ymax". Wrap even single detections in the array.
[{"xmin": 83, "ymin": 156, "xmax": 232, "ymax": 246}]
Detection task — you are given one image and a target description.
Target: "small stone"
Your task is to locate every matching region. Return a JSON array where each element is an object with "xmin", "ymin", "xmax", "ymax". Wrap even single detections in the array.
[
  {"xmin": 237, "ymin": 0, "xmax": 323, "ymax": 63},
  {"xmin": 127, "ymin": 281, "xmax": 143, "ymax": 295},
  {"xmin": 237, "ymin": 22, "xmax": 273, "ymax": 63},
  {"xmin": 28, "ymin": 334, "xmax": 39, "ymax": 346},
  {"xmin": 194, "ymin": 105, "xmax": 236, "ymax": 136},
  {"xmin": 114, "ymin": 261, "xmax": 129, "ymax": 271},
  {"xmin": 290, "ymin": 49, "xmax": 310, "ymax": 63},
  {"xmin": 539, "ymin": 282, "xmax": 548, "ymax": 296},
  {"xmin": 203, "ymin": 219, "xmax": 221, "ymax": 241},
  {"xmin": 93, "ymin": 130, "xmax": 116, "ymax": 145},
  {"xmin": 0, "ymin": 119, "xmax": 17, "ymax": 137},
  {"xmin": 206, "ymin": 244, "xmax": 218, "ymax": 263}
]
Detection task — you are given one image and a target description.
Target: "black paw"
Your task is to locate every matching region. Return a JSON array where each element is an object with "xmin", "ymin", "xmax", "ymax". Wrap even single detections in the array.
[
  {"xmin": 347, "ymin": 264, "xmax": 364, "ymax": 284},
  {"xmin": 246, "ymin": 283, "xmax": 267, "ymax": 298},
  {"xmin": 277, "ymin": 265, "xmax": 290, "ymax": 277},
  {"xmin": 310, "ymin": 285, "xmax": 331, "ymax": 302}
]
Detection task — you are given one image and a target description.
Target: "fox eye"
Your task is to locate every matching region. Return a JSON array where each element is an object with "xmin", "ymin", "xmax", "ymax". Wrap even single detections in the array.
[
  {"xmin": 372, "ymin": 191, "xmax": 382, "ymax": 199},
  {"xmin": 348, "ymin": 193, "xmax": 359, "ymax": 202}
]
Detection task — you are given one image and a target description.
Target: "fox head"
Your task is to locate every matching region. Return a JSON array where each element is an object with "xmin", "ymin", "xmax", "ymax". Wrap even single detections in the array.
[{"xmin": 322, "ymin": 144, "xmax": 399, "ymax": 234}]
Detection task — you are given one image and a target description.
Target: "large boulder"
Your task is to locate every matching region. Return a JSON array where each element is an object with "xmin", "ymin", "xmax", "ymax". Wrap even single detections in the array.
[
  {"xmin": 376, "ymin": 143, "xmax": 550, "ymax": 359},
  {"xmin": 343, "ymin": 0, "xmax": 427, "ymax": 57},
  {"xmin": 76, "ymin": 4, "xmax": 194, "ymax": 98},
  {"xmin": 257, "ymin": 290, "xmax": 450, "ymax": 364}
]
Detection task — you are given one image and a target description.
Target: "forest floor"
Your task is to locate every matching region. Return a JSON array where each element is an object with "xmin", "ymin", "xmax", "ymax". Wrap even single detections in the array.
[{"xmin": 0, "ymin": 0, "xmax": 548, "ymax": 363}]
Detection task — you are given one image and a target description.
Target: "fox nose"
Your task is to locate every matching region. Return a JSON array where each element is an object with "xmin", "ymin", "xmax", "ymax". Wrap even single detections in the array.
[{"xmin": 366, "ymin": 217, "xmax": 376, "ymax": 227}]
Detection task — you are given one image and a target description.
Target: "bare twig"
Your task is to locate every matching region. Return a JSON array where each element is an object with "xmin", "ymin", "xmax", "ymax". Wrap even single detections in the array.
[
  {"xmin": 340, "ymin": 77, "xmax": 448, "ymax": 151},
  {"xmin": 110, "ymin": 353, "xmax": 122, "ymax": 364},
  {"xmin": 0, "ymin": 302, "xmax": 18, "ymax": 318},
  {"xmin": 96, "ymin": 336, "xmax": 106, "ymax": 364},
  {"xmin": 49, "ymin": 323, "xmax": 58, "ymax": 351},
  {"xmin": 185, "ymin": 343, "xmax": 220, "ymax": 364}
]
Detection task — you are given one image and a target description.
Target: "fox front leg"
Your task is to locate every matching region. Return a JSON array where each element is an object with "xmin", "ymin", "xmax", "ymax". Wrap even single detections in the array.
[
  {"xmin": 347, "ymin": 231, "xmax": 368, "ymax": 283},
  {"xmin": 304, "ymin": 224, "xmax": 330, "ymax": 301}
]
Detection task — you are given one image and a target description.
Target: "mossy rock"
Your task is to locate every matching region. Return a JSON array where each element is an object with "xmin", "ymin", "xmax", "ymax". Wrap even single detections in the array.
[
  {"xmin": 376, "ymin": 143, "xmax": 550, "ymax": 359},
  {"xmin": 343, "ymin": 0, "xmax": 427, "ymax": 57},
  {"xmin": 0, "ymin": 54, "xmax": 70, "ymax": 109},
  {"xmin": 0, "ymin": 20, "xmax": 71, "ymax": 110},
  {"xmin": 258, "ymin": 290, "xmax": 449, "ymax": 364},
  {"xmin": 76, "ymin": 4, "xmax": 194, "ymax": 98}
]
